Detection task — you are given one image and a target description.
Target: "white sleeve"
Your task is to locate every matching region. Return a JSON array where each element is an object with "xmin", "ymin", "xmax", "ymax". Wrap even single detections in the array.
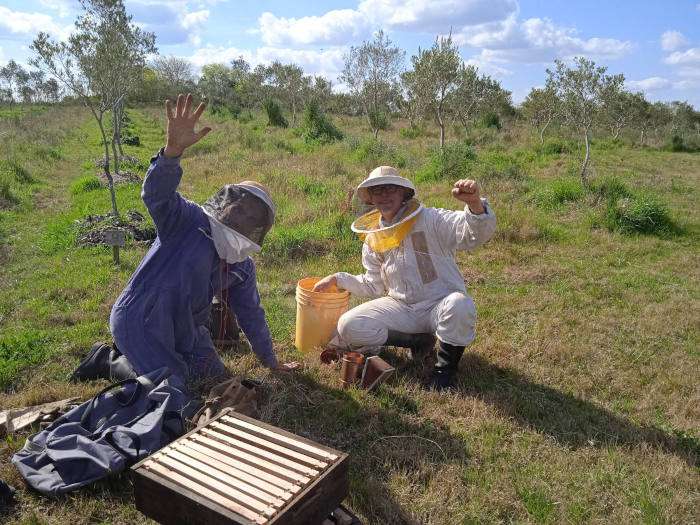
[
  {"xmin": 430, "ymin": 199, "xmax": 497, "ymax": 252},
  {"xmin": 335, "ymin": 243, "xmax": 386, "ymax": 297}
]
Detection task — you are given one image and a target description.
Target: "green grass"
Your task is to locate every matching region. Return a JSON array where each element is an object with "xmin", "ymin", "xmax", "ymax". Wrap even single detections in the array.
[{"xmin": 0, "ymin": 106, "xmax": 698, "ymax": 524}]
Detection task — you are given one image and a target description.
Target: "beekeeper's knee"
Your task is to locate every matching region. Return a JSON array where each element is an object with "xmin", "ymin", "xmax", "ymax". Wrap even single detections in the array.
[
  {"xmin": 436, "ymin": 292, "xmax": 476, "ymax": 346},
  {"xmin": 337, "ymin": 308, "xmax": 386, "ymax": 347}
]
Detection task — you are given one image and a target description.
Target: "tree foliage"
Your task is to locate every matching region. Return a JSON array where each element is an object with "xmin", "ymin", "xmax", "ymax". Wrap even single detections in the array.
[
  {"xmin": 546, "ymin": 57, "xmax": 624, "ymax": 182},
  {"xmin": 453, "ymin": 65, "xmax": 509, "ymax": 132},
  {"xmin": 522, "ymin": 87, "xmax": 560, "ymax": 144},
  {"xmin": 409, "ymin": 34, "xmax": 462, "ymax": 148},
  {"xmin": 341, "ymin": 30, "xmax": 405, "ymax": 138},
  {"xmin": 31, "ymin": 0, "xmax": 156, "ymax": 216}
]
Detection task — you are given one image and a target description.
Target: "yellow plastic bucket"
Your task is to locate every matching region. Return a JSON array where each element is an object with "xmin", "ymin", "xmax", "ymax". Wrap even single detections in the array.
[{"xmin": 295, "ymin": 277, "xmax": 350, "ymax": 353}]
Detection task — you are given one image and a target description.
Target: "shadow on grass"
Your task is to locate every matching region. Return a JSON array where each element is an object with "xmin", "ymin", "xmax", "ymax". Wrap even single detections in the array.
[
  {"xmin": 450, "ymin": 354, "xmax": 700, "ymax": 467},
  {"xmin": 263, "ymin": 371, "xmax": 468, "ymax": 525},
  {"xmin": 1, "ymin": 368, "xmax": 464, "ymax": 525}
]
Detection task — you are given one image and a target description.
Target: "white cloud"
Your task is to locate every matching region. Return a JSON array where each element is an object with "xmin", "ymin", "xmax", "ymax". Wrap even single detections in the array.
[
  {"xmin": 678, "ymin": 67, "xmax": 700, "ymax": 78},
  {"xmin": 187, "ymin": 46, "xmax": 346, "ymax": 81},
  {"xmin": 627, "ymin": 76, "xmax": 700, "ymax": 93},
  {"xmin": 0, "ymin": 6, "xmax": 71, "ymax": 40},
  {"xmin": 127, "ymin": 1, "xmax": 209, "ymax": 46},
  {"xmin": 255, "ymin": 0, "xmax": 517, "ymax": 47},
  {"xmin": 664, "ymin": 47, "xmax": 700, "ymax": 66},
  {"xmin": 464, "ymin": 55, "xmax": 512, "ymax": 77},
  {"xmin": 660, "ymin": 30, "xmax": 688, "ymax": 52},
  {"xmin": 456, "ymin": 17, "xmax": 633, "ymax": 64},
  {"xmin": 39, "ymin": 0, "xmax": 73, "ymax": 19},
  {"xmin": 674, "ymin": 78, "xmax": 700, "ymax": 90},
  {"xmin": 182, "ymin": 10, "xmax": 209, "ymax": 29},
  {"xmin": 357, "ymin": 0, "xmax": 518, "ymax": 32},
  {"xmin": 259, "ymin": 10, "xmax": 371, "ymax": 46},
  {"xmin": 626, "ymin": 77, "xmax": 672, "ymax": 91}
]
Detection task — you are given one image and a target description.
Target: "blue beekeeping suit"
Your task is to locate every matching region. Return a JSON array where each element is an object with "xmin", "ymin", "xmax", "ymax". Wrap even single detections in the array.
[{"xmin": 109, "ymin": 151, "xmax": 278, "ymax": 383}]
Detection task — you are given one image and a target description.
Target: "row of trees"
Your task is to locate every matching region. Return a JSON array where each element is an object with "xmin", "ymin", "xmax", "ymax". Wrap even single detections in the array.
[
  {"xmin": 521, "ymin": 57, "xmax": 700, "ymax": 180},
  {"xmin": 0, "ymin": 60, "xmax": 60, "ymax": 103},
  {"xmin": 3, "ymin": 0, "xmax": 698, "ymax": 190},
  {"xmin": 31, "ymin": 0, "xmax": 155, "ymax": 220},
  {"xmin": 131, "ymin": 56, "xmax": 335, "ymax": 127}
]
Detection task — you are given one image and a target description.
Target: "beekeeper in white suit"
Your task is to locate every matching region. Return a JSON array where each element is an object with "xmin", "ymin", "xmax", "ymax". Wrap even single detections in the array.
[{"xmin": 314, "ymin": 166, "xmax": 496, "ymax": 390}]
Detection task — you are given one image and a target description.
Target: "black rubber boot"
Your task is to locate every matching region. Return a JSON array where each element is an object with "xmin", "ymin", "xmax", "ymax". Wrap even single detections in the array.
[
  {"xmin": 385, "ymin": 330, "xmax": 437, "ymax": 361},
  {"xmin": 428, "ymin": 340, "xmax": 465, "ymax": 391},
  {"xmin": 70, "ymin": 342, "xmax": 136, "ymax": 382},
  {"xmin": 69, "ymin": 342, "xmax": 112, "ymax": 382},
  {"xmin": 107, "ymin": 347, "xmax": 137, "ymax": 382}
]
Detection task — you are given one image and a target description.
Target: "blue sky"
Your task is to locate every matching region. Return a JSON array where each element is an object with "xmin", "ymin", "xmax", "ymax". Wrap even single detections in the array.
[{"xmin": 1, "ymin": 0, "xmax": 699, "ymax": 106}]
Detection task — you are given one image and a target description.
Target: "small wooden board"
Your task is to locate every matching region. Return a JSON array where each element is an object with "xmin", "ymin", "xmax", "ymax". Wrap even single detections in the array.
[{"xmin": 132, "ymin": 408, "xmax": 349, "ymax": 525}]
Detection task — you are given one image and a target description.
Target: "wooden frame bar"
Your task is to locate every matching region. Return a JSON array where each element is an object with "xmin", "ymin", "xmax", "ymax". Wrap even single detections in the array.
[{"xmin": 132, "ymin": 408, "xmax": 349, "ymax": 525}]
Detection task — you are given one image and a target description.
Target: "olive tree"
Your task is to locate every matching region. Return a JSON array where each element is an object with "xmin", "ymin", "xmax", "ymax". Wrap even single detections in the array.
[
  {"xmin": 0, "ymin": 60, "xmax": 23, "ymax": 103},
  {"xmin": 265, "ymin": 61, "xmax": 308, "ymax": 126},
  {"xmin": 546, "ymin": 57, "xmax": 623, "ymax": 183},
  {"xmin": 522, "ymin": 86, "xmax": 560, "ymax": 144},
  {"xmin": 452, "ymin": 65, "xmax": 504, "ymax": 133},
  {"xmin": 409, "ymin": 34, "xmax": 462, "ymax": 148},
  {"xmin": 398, "ymin": 70, "xmax": 424, "ymax": 128},
  {"xmin": 600, "ymin": 85, "xmax": 637, "ymax": 140},
  {"xmin": 341, "ymin": 30, "xmax": 405, "ymax": 138},
  {"xmin": 151, "ymin": 55, "xmax": 196, "ymax": 98},
  {"xmin": 31, "ymin": 0, "xmax": 155, "ymax": 217}
]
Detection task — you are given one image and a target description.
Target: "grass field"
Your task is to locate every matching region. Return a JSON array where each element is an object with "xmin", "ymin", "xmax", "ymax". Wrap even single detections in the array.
[{"xmin": 0, "ymin": 103, "xmax": 698, "ymax": 524}]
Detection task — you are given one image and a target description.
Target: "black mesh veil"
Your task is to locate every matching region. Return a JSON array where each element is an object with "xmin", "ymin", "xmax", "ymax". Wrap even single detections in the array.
[{"xmin": 202, "ymin": 184, "xmax": 274, "ymax": 245}]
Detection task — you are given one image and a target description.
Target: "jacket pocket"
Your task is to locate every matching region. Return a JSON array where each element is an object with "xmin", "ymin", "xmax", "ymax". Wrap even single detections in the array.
[{"xmin": 410, "ymin": 231, "xmax": 438, "ymax": 285}]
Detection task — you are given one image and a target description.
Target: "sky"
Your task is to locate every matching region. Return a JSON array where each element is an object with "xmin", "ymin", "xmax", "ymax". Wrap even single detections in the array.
[{"xmin": 1, "ymin": 0, "xmax": 699, "ymax": 106}]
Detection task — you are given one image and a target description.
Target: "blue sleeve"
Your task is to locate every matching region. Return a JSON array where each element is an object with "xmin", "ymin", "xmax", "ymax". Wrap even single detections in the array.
[
  {"xmin": 142, "ymin": 150, "xmax": 199, "ymax": 242},
  {"xmin": 227, "ymin": 259, "xmax": 278, "ymax": 368}
]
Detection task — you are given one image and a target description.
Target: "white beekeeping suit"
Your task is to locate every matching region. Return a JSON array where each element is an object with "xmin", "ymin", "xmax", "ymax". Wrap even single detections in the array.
[{"xmin": 332, "ymin": 199, "xmax": 496, "ymax": 351}]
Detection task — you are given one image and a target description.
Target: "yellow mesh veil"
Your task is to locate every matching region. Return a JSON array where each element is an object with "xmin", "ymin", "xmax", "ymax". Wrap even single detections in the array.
[{"xmin": 350, "ymin": 199, "xmax": 423, "ymax": 253}]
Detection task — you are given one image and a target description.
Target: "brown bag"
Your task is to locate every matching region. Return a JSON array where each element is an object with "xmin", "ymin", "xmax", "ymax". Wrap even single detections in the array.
[{"xmin": 189, "ymin": 377, "xmax": 259, "ymax": 429}]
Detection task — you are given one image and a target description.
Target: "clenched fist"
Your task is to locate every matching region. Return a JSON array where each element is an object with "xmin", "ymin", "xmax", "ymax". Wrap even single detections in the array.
[{"xmin": 451, "ymin": 179, "xmax": 485, "ymax": 214}]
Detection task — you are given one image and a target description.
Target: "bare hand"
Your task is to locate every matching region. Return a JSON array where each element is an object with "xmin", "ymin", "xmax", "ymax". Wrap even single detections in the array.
[
  {"xmin": 313, "ymin": 275, "xmax": 338, "ymax": 293},
  {"xmin": 272, "ymin": 361, "xmax": 300, "ymax": 372},
  {"xmin": 452, "ymin": 179, "xmax": 485, "ymax": 214},
  {"xmin": 163, "ymin": 93, "xmax": 211, "ymax": 158}
]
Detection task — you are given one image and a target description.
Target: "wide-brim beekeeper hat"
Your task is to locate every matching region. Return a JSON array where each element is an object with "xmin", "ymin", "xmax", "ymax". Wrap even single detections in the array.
[
  {"xmin": 201, "ymin": 181, "xmax": 275, "ymax": 245},
  {"xmin": 356, "ymin": 166, "xmax": 416, "ymax": 205}
]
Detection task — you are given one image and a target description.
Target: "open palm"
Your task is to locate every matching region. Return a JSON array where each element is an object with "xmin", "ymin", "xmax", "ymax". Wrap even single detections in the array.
[{"xmin": 164, "ymin": 93, "xmax": 212, "ymax": 158}]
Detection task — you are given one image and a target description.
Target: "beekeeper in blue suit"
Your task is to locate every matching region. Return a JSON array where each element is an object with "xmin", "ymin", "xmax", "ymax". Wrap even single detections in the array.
[{"xmin": 73, "ymin": 94, "xmax": 297, "ymax": 384}]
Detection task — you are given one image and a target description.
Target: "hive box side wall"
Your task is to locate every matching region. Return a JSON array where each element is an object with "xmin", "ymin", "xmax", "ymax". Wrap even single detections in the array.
[
  {"xmin": 269, "ymin": 453, "xmax": 349, "ymax": 525},
  {"xmin": 131, "ymin": 408, "xmax": 349, "ymax": 525},
  {"xmin": 133, "ymin": 467, "xmax": 256, "ymax": 525}
]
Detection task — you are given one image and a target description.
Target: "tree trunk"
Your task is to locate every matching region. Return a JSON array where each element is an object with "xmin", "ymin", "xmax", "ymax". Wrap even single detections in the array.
[
  {"xmin": 111, "ymin": 129, "xmax": 121, "ymax": 177},
  {"xmin": 580, "ymin": 129, "xmax": 591, "ymax": 184},
  {"xmin": 373, "ymin": 126, "xmax": 379, "ymax": 139},
  {"xmin": 437, "ymin": 106, "xmax": 445, "ymax": 150},
  {"xmin": 116, "ymin": 104, "xmax": 125, "ymax": 157},
  {"xmin": 97, "ymin": 115, "xmax": 119, "ymax": 217}
]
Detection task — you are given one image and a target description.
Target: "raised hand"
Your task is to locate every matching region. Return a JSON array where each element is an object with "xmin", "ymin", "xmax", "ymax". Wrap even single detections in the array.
[
  {"xmin": 163, "ymin": 93, "xmax": 212, "ymax": 158},
  {"xmin": 451, "ymin": 179, "xmax": 485, "ymax": 214}
]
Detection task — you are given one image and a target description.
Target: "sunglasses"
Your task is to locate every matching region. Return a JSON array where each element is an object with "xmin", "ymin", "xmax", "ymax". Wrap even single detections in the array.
[{"xmin": 368, "ymin": 184, "xmax": 402, "ymax": 196}]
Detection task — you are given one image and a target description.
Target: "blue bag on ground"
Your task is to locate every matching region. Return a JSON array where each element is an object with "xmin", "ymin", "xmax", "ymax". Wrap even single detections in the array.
[{"xmin": 12, "ymin": 367, "xmax": 192, "ymax": 496}]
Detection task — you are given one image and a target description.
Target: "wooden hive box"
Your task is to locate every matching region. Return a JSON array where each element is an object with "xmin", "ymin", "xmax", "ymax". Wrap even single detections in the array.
[{"xmin": 131, "ymin": 408, "xmax": 349, "ymax": 525}]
